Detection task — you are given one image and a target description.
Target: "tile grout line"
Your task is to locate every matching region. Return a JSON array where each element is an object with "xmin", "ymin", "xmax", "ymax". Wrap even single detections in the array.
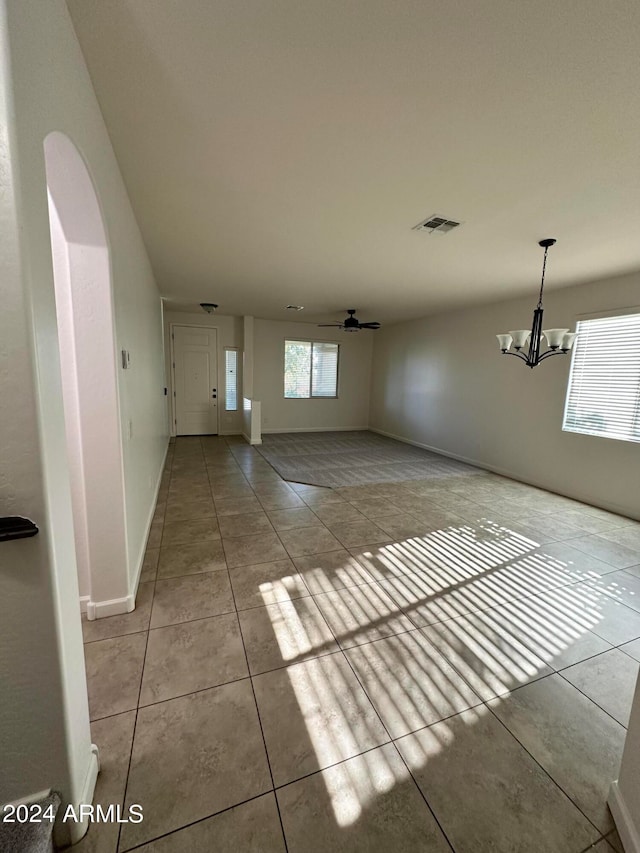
[
  {"xmin": 375, "ymin": 472, "xmax": 632, "ymax": 783},
  {"xmin": 110, "ymin": 490, "xmax": 640, "ymax": 677},
  {"xmin": 216, "ymin": 467, "xmax": 290, "ymax": 853},
  {"xmin": 577, "ymin": 838, "xmax": 612, "ymax": 853},
  {"xmin": 235, "ymin": 493, "xmax": 456, "ymax": 849},
  {"xmin": 116, "ymin": 788, "xmax": 285, "ymax": 853},
  {"xmin": 87, "ymin": 618, "xmax": 640, "ymax": 725},
  {"xmin": 556, "ymin": 667, "xmax": 630, "ymax": 730},
  {"xmin": 103, "ymin": 435, "xmax": 638, "ymax": 850},
  {"xmin": 89, "ymin": 558, "xmax": 640, "ymax": 674},
  {"xmin": 330, "ymin": 600, "xmax": 619, "ymax": 847},
  {"xmin": 91, "ymin": 670, "xmax": 253, "ymax": 720},
  {"xmin": 257, "ymin": 511, "xmax": 462, "ymax": 851},
  {"xmin": 114, "ymin": 588, "xmax": 155, "ymax": 852},
  {"xmin": 334, "ymin": 622, "xmax": 459, "ymax": 853},
  {"xmin": 112, "ymin": 452, "xmax": 174, "ymax": 851},
  {"xmin": 112, "ymin": 659, "xmax": 618, "ymax": 853},
  {"xmin": 484, "ymin": 703, "xmax": 608, "ymax": 844},
  {"xmin": 116, "ymin": 447, "xmax": 182, "ymax": 852}
]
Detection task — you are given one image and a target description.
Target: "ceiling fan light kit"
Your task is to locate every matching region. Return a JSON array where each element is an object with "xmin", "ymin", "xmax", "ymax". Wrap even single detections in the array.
[
  {"xmin": 318, "ymin": 309, "xmax": 381, "ymax": 332},
  {"xmin": 496, "ymin": 239, "xmax": 577, "ymax": 368}
]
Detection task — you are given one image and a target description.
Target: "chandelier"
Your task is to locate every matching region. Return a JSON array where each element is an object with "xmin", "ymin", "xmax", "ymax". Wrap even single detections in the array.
[{"xmin": 496, "ymin": 239, "xmax": 577, "ymax": 368}]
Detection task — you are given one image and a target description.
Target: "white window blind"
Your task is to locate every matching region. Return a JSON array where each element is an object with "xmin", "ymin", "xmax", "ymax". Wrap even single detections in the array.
[
  {"xmin": 563, "ymin": 312, "xmax": 640, "ymax": 443},
  {"xmin": 284, "ymin": 340, "xmax": 339, "ymax": 398},
  {"xmin": 225, "ymin": 348, "xmax": 239, "ymax": 411},
  {"xmin": 284, "ymin": 340, "xmax": 312, "ymax": 398},
  {"xmin": 312, "ymin": 342, "xmax": 339, "ymax": 396}
]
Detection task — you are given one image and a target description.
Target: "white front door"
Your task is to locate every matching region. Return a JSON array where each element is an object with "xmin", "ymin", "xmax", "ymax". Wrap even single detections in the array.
[{"xmin": 173, "ymin": 325, "xmax": 218, "ymax": 435}]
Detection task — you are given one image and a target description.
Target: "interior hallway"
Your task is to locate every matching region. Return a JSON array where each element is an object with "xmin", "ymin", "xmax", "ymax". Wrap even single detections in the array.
[{"xmin": 80, "ymin": 435, "xmax": 640, "ymax": 852}]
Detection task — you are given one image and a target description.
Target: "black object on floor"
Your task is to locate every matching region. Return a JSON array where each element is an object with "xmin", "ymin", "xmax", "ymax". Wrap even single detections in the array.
[{"xmin": 0, "ymin": 516, "xmax": 39, "ymax": 542}]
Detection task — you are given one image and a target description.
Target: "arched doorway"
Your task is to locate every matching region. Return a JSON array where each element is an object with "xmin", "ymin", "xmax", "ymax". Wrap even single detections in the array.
[{"xmin": 44, "ymin": 131, "xmax": 129, "ymax": 616}]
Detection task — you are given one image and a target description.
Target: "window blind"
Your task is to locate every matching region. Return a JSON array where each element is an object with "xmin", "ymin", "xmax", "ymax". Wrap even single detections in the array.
[
  {"xmin": 225, "ymin": 348, "xmax": 238, "ymax": 411},
  {"xmin": 284, "ymin": 340, "xmax": 312, "ymax": 398},
  {"xmin": 311, "ymin": 342, "xmax": 339, "ymax": 397},
  {"xmin": 563, "ymin": 312, "xmax": 640, "ymax": 443},
  {"xmin": 284, "ymin": 340, "xmax": 339, "ymax": 398}
]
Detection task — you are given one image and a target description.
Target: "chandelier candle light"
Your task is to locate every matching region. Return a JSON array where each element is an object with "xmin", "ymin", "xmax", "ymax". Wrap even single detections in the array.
[{"xmin": 496, "ymin": 239, "xmax": 577, "ymax": 368}]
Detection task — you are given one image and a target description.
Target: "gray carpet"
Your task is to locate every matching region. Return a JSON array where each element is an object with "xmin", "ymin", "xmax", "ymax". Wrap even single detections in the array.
[
  {"xmin": 257, "ymin": 431, "xmax": 484, "ymax": 487},
  {"xmin": 0, "ymin": 791, "xmax": 60, "ymax": 853}
]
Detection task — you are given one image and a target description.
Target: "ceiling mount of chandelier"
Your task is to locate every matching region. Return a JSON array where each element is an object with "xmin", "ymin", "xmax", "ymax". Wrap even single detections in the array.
[{"xmin": 496, "ymin": 238, "xmax": 577, "ymax": 368}]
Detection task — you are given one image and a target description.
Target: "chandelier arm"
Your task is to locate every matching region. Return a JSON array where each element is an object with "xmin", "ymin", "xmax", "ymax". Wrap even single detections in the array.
[
  {"xmin": 537, "ymin": 348, "xmax": 565, "ymax": 362},
  {"xmin": 503, "ymin": 350, "xmax": 529, "ymax": 362}
]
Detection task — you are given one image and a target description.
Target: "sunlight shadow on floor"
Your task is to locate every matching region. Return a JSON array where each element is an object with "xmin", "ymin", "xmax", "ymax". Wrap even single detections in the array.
[{"xmin": 258, "ymin": 513, "xmax": 622, "ymax": 826}]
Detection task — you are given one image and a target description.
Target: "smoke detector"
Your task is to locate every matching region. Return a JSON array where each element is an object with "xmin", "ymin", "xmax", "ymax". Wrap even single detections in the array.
[
  {"xmin": 200, "ymin": 303, "xmax": 218, "ymax": 314},
  {"xmin": 412, "ymin": 215, "xmax": 461, "ymax": 235}
]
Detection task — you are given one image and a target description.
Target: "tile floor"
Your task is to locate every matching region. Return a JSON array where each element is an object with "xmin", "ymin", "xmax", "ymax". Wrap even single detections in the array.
[{"xmin": 77, "ymin": 435, "xmax": 640, "ymax": 853}]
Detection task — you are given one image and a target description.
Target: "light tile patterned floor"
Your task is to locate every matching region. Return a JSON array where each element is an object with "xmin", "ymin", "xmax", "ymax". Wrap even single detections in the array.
[{"xmin": 78, "ymin": 435, "xmax": 640, "ymax": 853}]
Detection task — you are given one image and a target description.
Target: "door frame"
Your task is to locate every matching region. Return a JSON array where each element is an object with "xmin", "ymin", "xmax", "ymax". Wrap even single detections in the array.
[{"xmin": 169, "ymin": 323, "xmax": 221, "ymax": 436}]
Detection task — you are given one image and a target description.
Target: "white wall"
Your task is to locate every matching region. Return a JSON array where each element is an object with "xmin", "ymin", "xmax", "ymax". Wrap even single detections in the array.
[
  {"xmin": 243, "ymin": 315, "xmax": 255, "ymax": 400},
  {"xmin": 4, "ymin": 0, "xmax": 168, "ymax": 600},
  {"xmin": 242, "ymin": 316, "xmax": 261, "ymax": 443},
  {"xmin": 164, "ymin": 311, "xmax": 244, "ymax": 436},
  {"xmin": 1, "ymin": 1, "xmax": 93, "ymax": 839},
  {"xmin": 0, "ymin": 0, "xmax": 166, "ymax": 835},
  {"xmin": 47, "ymin": 197, "xmax": 91, "ymax": 602},
  {"xmin": 611, "ymin": 675, "xmax": 640, "ymax": 852},
  {"xmin": 254, "ymin": 318, "xmax": 373, "ymax": 432},
  {"xmin": 370, "ymin": 270, "xmax": 640, "ymax": 519},
  {"xmin": 45, "ymin": 132, "xmax": 133, "ymax": 615},
  {"xmin": 164, "ymin": 313, "xmax": 373, "ymax": 437}
]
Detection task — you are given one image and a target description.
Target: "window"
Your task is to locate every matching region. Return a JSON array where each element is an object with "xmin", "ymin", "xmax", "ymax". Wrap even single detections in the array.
[
  {"xmin": 563, "ymin": 311, "xmax": 640, "ymax": 443},
  {"xmin": 284, "ymin": 340, "xmax": 339, "ymax": 398},
  {"xmin": 225, "ymin": 348, "xmax": 239, "ymax": 411}
]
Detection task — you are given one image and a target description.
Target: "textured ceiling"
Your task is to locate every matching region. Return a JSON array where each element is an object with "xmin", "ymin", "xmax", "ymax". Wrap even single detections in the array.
[{"xmin": 67, "ymin": 0, "xmax": 640, "ymax": 324}]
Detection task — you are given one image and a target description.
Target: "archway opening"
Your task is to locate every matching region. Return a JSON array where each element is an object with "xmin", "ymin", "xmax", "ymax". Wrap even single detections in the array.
[{"xmin": 44, "ymin": 131, "xmax": 129, "ymax": 616}]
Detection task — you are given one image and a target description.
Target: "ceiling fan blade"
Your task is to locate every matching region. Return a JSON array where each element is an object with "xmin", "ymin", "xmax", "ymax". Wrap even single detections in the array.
[
  {"xmin": 359, "ymin": 322, "xmax": 381, "ymax": 329},
  {"xmin": 317, "ymin": 323, "xmax": 343, "ymax": 327}
]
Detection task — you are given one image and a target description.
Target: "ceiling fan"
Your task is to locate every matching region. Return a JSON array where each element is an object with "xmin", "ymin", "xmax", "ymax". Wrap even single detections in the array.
[{"xmin": 317, "ymin": 309, "xmax": 381, "ymax": 332}]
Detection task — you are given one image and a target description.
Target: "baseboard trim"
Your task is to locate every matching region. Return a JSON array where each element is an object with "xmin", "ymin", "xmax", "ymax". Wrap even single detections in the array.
[
  {"xmin": 131, "ymin": 438, "xmax": 170, "ymax": 593},
  {"xmin": 3, "ymin": 788, "xmax": 52, "ymax": 808},
  {"xmin": 369, "ymin": 426, "xmax": 639, "ymax": 520},
  {"xmin": 65, "ymin": 745, "xmax": 100, "ymax": 845},
  {"xmin": 609, "ymin": 780, "xmax": 640, "ymax": 853},
  {"xmin": 370, "ymin": 426, "xmax": 497, "ymax": 466},
  {"xmin": 261, "ymin": 426, "xmax": 370, "ymax": 434},
  {"xmin": 10, "ymin": 748, "xmax": 101, "ymax": 847},
  {"xmin": 86, "ymin": 594, "xmax": 134, "ymax": 620},
  {"xmin": 51, "ymin": 744, "xmax": 100, "ymax": 846},
  {"xmin": 242, "ymin": 432, "xmax": 262, "ymax": 445},
  {"xmin": 81, "ymin": 440, "xmax": 170, "ymax": 619}
]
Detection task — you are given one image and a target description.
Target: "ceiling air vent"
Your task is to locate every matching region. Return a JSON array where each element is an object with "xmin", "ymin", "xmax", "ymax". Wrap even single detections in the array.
[{"xmin": 412, "ymin": 215, "xmax": 461, "ymax": 235}]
